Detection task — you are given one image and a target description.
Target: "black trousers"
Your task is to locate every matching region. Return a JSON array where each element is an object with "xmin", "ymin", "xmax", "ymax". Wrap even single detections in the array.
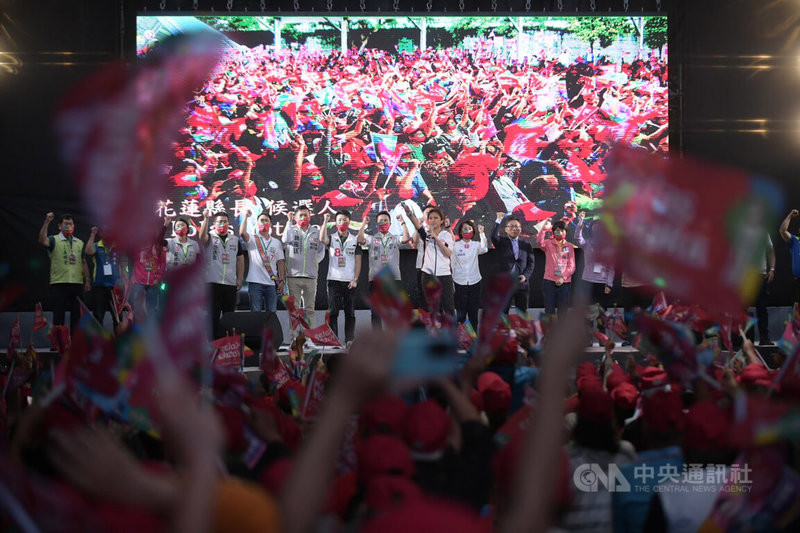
[
  {"xmin": 455, "ymin": 282, "xmax": 481, "ymax": 328},
  {"xmin": 420, "ymin": 272, "xmax": 455, "ymax": 316},
  {"xmin": 328, "ymin": 280, "xmax": 356, "ymax": 342},
  {"xmin": 51, "ymin": 283, "xmax": 82, "ymax": 331},
  {"xmin": 504, "ymin": 286, "xmax": 530, "ymax": 315},
  {"xmin": 210, "ymin": 283, "xmax": 237, "ymax": 338},
  {"xmin": 90, "ymin": 285, "xmax": 118, "ymax": 328}
]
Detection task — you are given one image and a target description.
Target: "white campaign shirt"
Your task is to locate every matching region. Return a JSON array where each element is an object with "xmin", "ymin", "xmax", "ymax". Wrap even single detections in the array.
[
  {"xmin": 367, "ymin": 231, "xmax": 402, "ymax": 280},
  {"xmin": 245, "ymin": 234, "xmax": 284, "ymax": 286},
  {"xmin": 451, "ymin": 234, "xmax": 488, "ymax": 285},
  {"xmin": 327, "ymin": 232, "xmax": 360, "ymax": 282},
  {"xmin": 165, "ymin": 237, "xmax": 200, "ymax": 271},
  {"xmin": 421, "ymin": 230, "xmax": 454, "ymax": 277}
]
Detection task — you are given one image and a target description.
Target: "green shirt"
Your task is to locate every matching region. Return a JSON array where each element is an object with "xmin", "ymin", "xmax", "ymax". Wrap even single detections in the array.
[{"xmin": 48, "ymin": 234, "xmax": 85, "ymax": 284}]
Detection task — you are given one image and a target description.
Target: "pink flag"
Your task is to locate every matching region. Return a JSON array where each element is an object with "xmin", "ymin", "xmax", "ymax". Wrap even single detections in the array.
[
  {"xmin": 476, "ymin": 274, "xmax": 516, "ymax": 354},
  {"xmin": 8, "ymin": 316, "xmax": 20, "ymax": 354},
  {"xmin": 304, "ymin": 313, "xmax": 343, "ymax": 348},
  {"xmin": 55, "ymin": 32, "xmax": 222, "ymax": 254},
  {"xmin": 597, "ymin": 147, "xmax": 783, "ymax": 315},
  {"xmin": 284, "ymin": 295, "xmax": 309, "ymax": 331},
  {"xmin": 32, "ymin": 302, "xmax": 48, "ymax": 332},
  {"xmin": 211, "ymin": 334, "xmax": 244, "ymax": 370},
  {"xmin": 159, "ymin": 257, "xmax": 210, "ymax": 372}
]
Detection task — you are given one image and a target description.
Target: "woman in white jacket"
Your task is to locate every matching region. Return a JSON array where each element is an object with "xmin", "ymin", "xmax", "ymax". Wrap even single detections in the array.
[{"xmin": 451, "ymin": 220, "xmax": 488, "ymax": 328}]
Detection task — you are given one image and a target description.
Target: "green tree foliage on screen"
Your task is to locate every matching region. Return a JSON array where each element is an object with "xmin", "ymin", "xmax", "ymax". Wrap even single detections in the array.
[
  {"xmin": 643, "ymin": 17, "xmax": 668, "ymax": 56},
  {"xmin": 569, "ymin": 17, "xmax": 634, "ymax": 60}
]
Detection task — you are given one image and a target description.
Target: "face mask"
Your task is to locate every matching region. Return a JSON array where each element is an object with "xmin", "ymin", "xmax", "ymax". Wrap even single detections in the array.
[
  {"xmin": 258, "ymin": 222, "xmax": 270, "ymax": 233},
  {"xmin": 61, "ymin": 226, "xmax": 73, "ymax": 237},
  {"xmin": 553, "ymin": 232, "xmax": 564, "ymax": 241},
  {"xmin": 337, "ymin": 222, "xmax": 350, "ymax": 233},
  {"xmin": 461, "ymin": 229, "xmax": 474, "ymax": 240},
  {"xmin": 297, "ymin": 216, "xmax": 310, "ymax": 228},
  {"xmin": 175, "ymin": 226, "xmax": 188, "ymax": 237},
  {"xmin": 216, "ymin": 223, "xmax": 229, "ymax": 234},
  {"xmin": 377, "ymin": 222, "xmax": 391, "ymax": 234}
]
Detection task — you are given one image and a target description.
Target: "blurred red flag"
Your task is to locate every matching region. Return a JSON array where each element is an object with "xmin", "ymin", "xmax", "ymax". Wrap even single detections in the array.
[{"xmin": 597, "ymin": 147, "xmax": 783, "ymax": 315}]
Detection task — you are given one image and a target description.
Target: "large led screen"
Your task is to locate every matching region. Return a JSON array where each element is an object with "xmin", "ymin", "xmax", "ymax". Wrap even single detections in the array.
[{"xmin": 136, "ymin": 15, "xmax": 668, "ymax": 238}]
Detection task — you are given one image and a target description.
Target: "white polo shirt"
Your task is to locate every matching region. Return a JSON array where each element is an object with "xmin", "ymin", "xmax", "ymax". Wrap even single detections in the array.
[
  {"xmin": 451, "ymin": 234, "xmax": 488, "ymax": 286},
  {"xmin": 327, "ymin": 232, "xmax": 361, "ymax": 282},
  {"xmin": 367, "ymin": 231, "xmax": 402, "ymax": 280},
  {"xmin": 415, "ymin": 223, "xmax": 429, "ymax": 269},
  {"xmin": 245, "ymin": 234, "xmax": 284, "ymax": 285},
  {"xmin": 421, "ymin": 230, "xmax": 453, "ymax": 277}
]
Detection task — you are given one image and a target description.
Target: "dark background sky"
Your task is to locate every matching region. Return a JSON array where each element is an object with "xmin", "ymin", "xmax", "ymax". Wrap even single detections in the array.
[{"xmin": 2, "ymin": 0, "xmax": 798, "ymax": 310}]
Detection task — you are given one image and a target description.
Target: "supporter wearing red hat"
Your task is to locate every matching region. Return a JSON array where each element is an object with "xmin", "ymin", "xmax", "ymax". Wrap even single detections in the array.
[
  {"xmin": 737, "ymin": 363, "xmax": 772, "ymax": 391},
  {"xmin": 610, "ymin": 382, "xmax": 639, "ymax": 432},
  {"xmin": 404, "ymin": 400, "xmax": 452, "ymax": 460},
  {"xmin": 683, "ymin": 400, "xmax": 734, "ymax": 464},
  {"xmin": 470, "ymin": 371, "xmax": 513, "ymax": 433},
  {"xmin": 357, "ymin": 435, "xmax": 415, "ymax": 484},
  {"xmin": 359, "ymin": 394, "xmax": 410, "ymax": 438}
]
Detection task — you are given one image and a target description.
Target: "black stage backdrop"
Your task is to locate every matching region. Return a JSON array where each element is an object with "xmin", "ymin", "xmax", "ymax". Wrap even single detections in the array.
[{"xmin": 2, "ymin": 0, "xmax": 799, "ymax": 312}]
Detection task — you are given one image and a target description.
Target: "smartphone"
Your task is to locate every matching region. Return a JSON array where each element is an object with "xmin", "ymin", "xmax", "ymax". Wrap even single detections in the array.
[{"xmin": 392, "ymin": 329, "xmax": 458, "ymax": 380}]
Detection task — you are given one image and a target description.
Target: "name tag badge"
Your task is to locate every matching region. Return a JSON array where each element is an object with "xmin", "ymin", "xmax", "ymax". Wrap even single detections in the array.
[
  {"xmin": 380, "ymin": 254, "xmax": 388, "ymax": 263},
  {"xmin": 593, "ymin": 264, "xmax": 603, "ymax": 274},
  {"xmin": 68, "ymin": 253, "xmax": 76, "ymax": 265},
  {"xmin": 221, "ymin": 253, "xmax": 230, "ymax": 265},
  {"xmin": 562, "ymin": 246, "xmax": 570, "ymax": 253},
  {"xmin": 554, "ymin": 269, "xmax": 562, "ymax": 277},
  {"xmin": 103, "ymin": 263, "xmax": 113, "ymax": 276},
  {"xmin": 465, "ymin": 244, "xmax": 470, "ymax": 249},
  {"xmin": 337, "ymin": 257, "xmax": 346, "ymax": 268}
]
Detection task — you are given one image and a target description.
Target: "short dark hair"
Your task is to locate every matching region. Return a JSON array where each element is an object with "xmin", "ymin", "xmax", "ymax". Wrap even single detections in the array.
[
  {"xmin": 426, "ymin": 208, "xmax": 444, "ymax": 221},
  {"xmin": 295, "ymin": 205, "xmax": 311, "ymax": 214},
  {"xmin": 257, "ymin": 212, "xmax": 272, "ymax": 222},
  {"xmin": 456, "ymin": 219, "xmax": 476, "ymax": 238},
  {"xmin": 334, "ymin": 210, "xmax": 351, "ymax": 220},
  {"xmin": 505, "ymin": 217, "xmax": 522, "ymax": 227},
  {"xmin": 175, "ymin": 217, "xmax": 190, "ymax": 227},
  {"xmin": 214, "ymin": 211, "xmax": 229, "ymax": 221},
  {"xmin": 58, "ymin": 214, "xmax": 74, "ymax": 224},
  {"xmin": 553, "ymin": 220, "xmax": 567, "ymax": 231},
  {"xmin": 423, "ymin": 204, "xmax": 436, "ymax": 212},
  {"xmin": 376, "ymin": 210, "xmax": 391, "ymax": 220},
  {"xmin": 421, "ymin": 143, "xmax": 440, "ymax": 159}
]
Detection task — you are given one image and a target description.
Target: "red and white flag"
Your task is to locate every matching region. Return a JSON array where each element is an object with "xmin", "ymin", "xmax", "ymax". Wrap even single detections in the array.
[{"xmin": 32, "ymin": 302, "xmax": 48, "ymax": 332}]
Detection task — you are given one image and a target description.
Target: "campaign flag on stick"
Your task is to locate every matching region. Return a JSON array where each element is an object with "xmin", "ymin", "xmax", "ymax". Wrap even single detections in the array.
[
  {"xmin": 48, "ymin": 325, "xmax": 71, "ymax": 356},
  {"xmin": 597, "ymin": 147, "xmax": 783, "ymax": 315},
  {"xmin": 55, "ymin": 32, "xmax": 223, "ymax": 255},
  {"xmin": 7, "ymin": 315, "xmax": 20, "ymax": 354},
  {"xmin": 372, "ymin": 133, "xmax": 402, "ymax": 175},
  {"xmin": 32, "ymin": 302, "xmax": 47, "ymax": 332},
  {"xmin": 284, "ymin": 294, "xmax": 309, "ymax": 331},
  {"xmin": 456, "ymin": 321, "xmax": 477, "ymax": 350},
  {"xmin": 367, "ymin": 267, "xmax": 413, "ymax": 327},
  {"xmin": 304, "ymin": 311, "xmax": 343, "ymax": 348},
  {"xmin": 414, "ymin": 308, "xmax": 434, "ymax": 330},
  {"xmin": 476, "ymin": 273, "xmax": 516, "ymax": 356},
  {"xmin": 211, "ymin": 334, "xmax": 244, "ymax": 370},
  {"xmin": 260, "ymin": 327, "xmax": 291, "ymax": 391},
  {"xmin": 301, "ymin": 364, "xmax": 327, "ymax": 421}
]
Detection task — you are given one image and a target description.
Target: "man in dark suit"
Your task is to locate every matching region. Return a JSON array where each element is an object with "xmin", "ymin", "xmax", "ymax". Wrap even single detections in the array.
[{"xmin": 492, "ymin": 213, "xmax": 535, "ymax": 314}]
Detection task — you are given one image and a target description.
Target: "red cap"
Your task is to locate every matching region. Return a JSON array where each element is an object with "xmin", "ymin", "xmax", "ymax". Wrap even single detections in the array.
[
  {"xmin": 576, "ymin": 375, "xmax": 604, "ymax": 393},
  {"xmin": 610, "ymin": 382, "xmax": 639, "ymax": 411},
  {"xmin": 564, "ymin": 394, "xmax": 580, "ymax": 413},
  {"xmin": 361, "ymin": 499, "xmax": 493, "ymax": 533},
  {"xmin": 360, "ymin": 394, "xmax": 409, "ymax": 438},
  {"xmin": 404, "ymin": 400, "xmax": 452, "ymax": 458},
  {"xmin": 642, "ymin": 390, "xmax": 685, "ymax": 434},
  {"xmin": 491, "ymin": 331, "xmax": 518, "ymax": 366},
  {"xmin": 640, "ymin": 367, "xmax": 669, "ymax": 391},
  {"xmin": 605, "ymin": 367, "xmax": 631, "ymax": 392},
  {"xmin": 473, "ymin": 372, "xmax": 512, "ymax": 414},
  {"xmin": 575, "ymin": 362, "xmax": 597, "ymax": 380},
  {"xmin": 684, "ymin": 400, "xmax": 730, "ymax": 452},
  {"xmin": 365, "ymin": 475, "xmax": 422, "ymax": 512},
  {"xmin": 358, "ymin": 435, "xmax": 415, "ymax": 483},
  {"xmin": 738, "ymin": 364, "xmax": 771, "ymax": 388},
  {"xmin": 577, "ymin": 388, "xmax": 614, "ymax": 423}
]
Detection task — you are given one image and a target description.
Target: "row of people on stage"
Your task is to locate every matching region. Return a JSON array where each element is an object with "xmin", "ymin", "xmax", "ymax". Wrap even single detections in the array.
[{"xmin": 38, "ymin": 205, "xmax": 789, "ymax": 344}]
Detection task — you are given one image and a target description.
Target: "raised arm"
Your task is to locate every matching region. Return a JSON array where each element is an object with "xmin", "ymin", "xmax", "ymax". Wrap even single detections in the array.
[
  {"xmin": 239, "ymin": 210, "xmax": 251, "ymax": 243},
  {"xmin": 478, "ymin": 225, "xmax": 489, "ymax": 254},
  {"xmin": 535, "ymin": 220, "xmax": 552, "ymax": 249},
  {"xmin": 357, "ymin": 215, "xmax": 368, "ymax": 245},
  {"xmin": 398, "ymin": 214, "xmax": 411, "ymax": 244},
  {"xmin": 319, "ymin": 213, "xmax": 331, "ymax": 245},
  {"xmin": 39, "ymin": 212, "xmax": 54, "ymax": 247},
  {"xmin": 85, "ymin": 226, "xmax": 98, "ymax": 256},
  {"xmin": 575, "ymin": 212, "xmax": 587, "ymax": 247},
  {"xmin": 780, "ymin": 209, "xmax": 798, "ymax": 243},
  {"xmin": 491, "ymin": 213, "xmax": 504, "ymax": 247},
  {"xmin": 199, "ymin": 209, "xmax": 211, "ymax": 245},
  {"xmin": 283, "ymin": 211, "xmax": 295, "ymax": 244}
]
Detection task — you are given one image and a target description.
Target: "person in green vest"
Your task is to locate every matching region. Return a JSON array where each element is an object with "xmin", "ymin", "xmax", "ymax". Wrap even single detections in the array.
[{"xmin": 38, "ymin": 212, "xmax": 87, "ymax": 331}]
